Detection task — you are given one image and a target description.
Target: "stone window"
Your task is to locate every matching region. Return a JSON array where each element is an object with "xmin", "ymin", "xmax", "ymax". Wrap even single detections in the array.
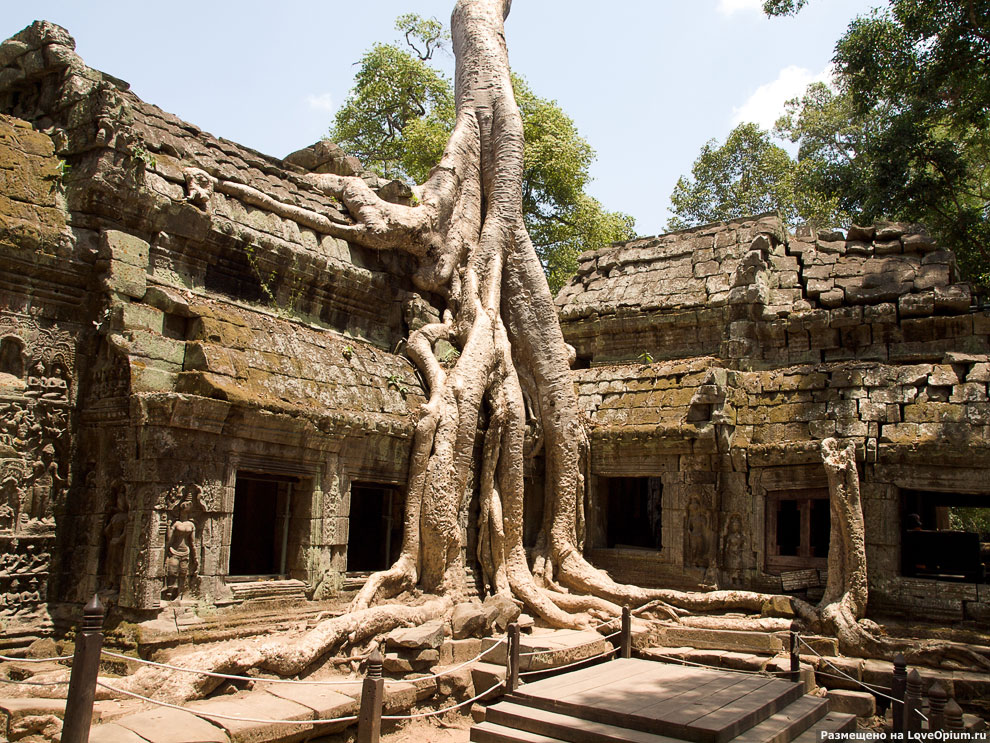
[
  {"xmin": 346, "ymin": 482, "xmax": 404, "ymax": 572},
  {"xmin": 901, "ymin": 490, "xmax": 988, "ymax": 583},
  {"xmin": 765, "ymin": 488, "xmax": 830, "ymax": 573},
  {"xmin": 228, "ymin": 472, "xmax": 301, "ymax": 577},
  {"xmin": 0, "ymin": 337, "xmax": 24, "ymax": 378},
  {"xmin": 602, "ymin": 476, "xmax": 663, "ymax": 550}
]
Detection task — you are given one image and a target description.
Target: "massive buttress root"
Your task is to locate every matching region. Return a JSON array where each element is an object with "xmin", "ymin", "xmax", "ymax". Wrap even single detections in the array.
[
  {"xmin": 319, "ymin": 0, "xmax": 788, "ymax": 628},
  {"xmin": 815, "ymin": 438, "xmax": 989, "ymax": 669}
]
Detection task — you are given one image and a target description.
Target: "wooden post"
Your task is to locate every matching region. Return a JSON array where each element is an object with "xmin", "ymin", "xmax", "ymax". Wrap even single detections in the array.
[
  {"xmin": 928, "ymin": 681, "xmax": 947, "ymax": 732},
  {"xmin": 357, "ymin": 647, "xmax": 384, "ymax": 743},
  {"xmin": 620, "ymin": 606, "xmax": 632, "ymax": 659},
  {"xmin": 506, "ymin": 622, "xmax": 521, "ymax": 692},
  {"xmin": 891, "ymin": 653, "xmax": 906, "ymax": 733},
  {"xmin": 944, "ymin": 698, "xmax": 964, "ymax": 733},
  {"xmin": 789, "ymin": 631, "xmax": 800, "ymax": 683},
  {"xmin": 61, "ymin": 594, "xmax": 105, "ymax": 743},
  {"xmin": 904, "ymin": 668, "xmax": 923, "ymax": 735}
]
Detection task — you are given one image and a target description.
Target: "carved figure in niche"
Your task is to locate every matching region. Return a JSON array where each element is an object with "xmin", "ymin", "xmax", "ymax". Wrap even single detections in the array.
[
  {"xmin": 685, "ymin": 496, "xmax": 711, "ymax": 568},
  {"xmin": 184, "ymin": 167, "xmax": 215, "ymax": 208},
  {"xmin": 41, "ymin": 363, "xmax": 68, "ymax": 401},
  {"xmin": 24, "ymin": 361, "xmax": 45, "ymax": 398},
  {"xmin": 162, "ymin": 496, "xmax": 198, "ymax": 602},
  {"xmin": 721, "ymin": 512, "xmax": 746, "ymax": 587},
  {"xmin": 102, "ymin": 484, "xmax": 128, "ymax": 591},
  {"xmin": 0, "ymin": 503, "xmax": 12, "ymax": 532}
]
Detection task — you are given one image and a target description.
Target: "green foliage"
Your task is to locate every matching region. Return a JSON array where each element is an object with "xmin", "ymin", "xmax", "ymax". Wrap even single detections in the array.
[
  {"xmin": 130, "ymin": 145, "xmax": 156, "ymax": 170},
  {"xmin": 755, "ymin": 0, "xmax": 990, "ymax": 285},
  {"xmin": 948, "ymin": 507, "xmax": 990, "ymax": 539},
  {"xmin": 386, "ymin": 373, "xmax": 409, "ymax": 395},
  {"xmin": 330, "ymin": 38, "xmax": 454, "ymax": 181},
  {"xmin": 330, "ymin": 14, "xmax": 635, "ymax": 293},
  {"xmin": 762, "ymin": 0, "xmax": 808, "ymax": 16},
  {"xmin": 341, "ymin": 345, "xmax": 354, "ymax": 361},
  {"xmin": 668, "ymin": 123, "xmax": 813, "ymax": 230}
]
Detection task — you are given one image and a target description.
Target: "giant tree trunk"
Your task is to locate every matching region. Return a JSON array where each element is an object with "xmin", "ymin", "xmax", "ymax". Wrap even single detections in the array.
[
  {"xmin": 111, "ymin": 7, "xmax": 987, "ymax": 704},
  {"xmin": 313, "ymin": 0, "xmax": 787, "ymax": 627}
]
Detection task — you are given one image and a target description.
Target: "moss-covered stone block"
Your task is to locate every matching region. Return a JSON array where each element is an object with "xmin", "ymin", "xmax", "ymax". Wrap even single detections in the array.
[{"xmin": 99, "ymin": 229, "xmax": 149, "ymax": 268}]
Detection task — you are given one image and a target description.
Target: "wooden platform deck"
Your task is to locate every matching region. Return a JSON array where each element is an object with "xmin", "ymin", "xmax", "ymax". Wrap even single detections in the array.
[{"xmin": 472, "ymin": 657, "xmax": 855, "ymax": 743}]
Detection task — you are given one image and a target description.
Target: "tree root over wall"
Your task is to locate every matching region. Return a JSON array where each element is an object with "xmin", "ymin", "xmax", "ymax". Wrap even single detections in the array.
[{"xmin": 116, "ymin": 3, "xmax": 986, "ymax": 701}]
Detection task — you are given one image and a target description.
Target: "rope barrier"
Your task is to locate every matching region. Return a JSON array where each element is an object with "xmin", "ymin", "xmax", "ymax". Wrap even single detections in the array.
[
  {"xmin": 518, "ymin": 630, "xmax": 621, "ymax": 659},
  {"xmin": 518, "ymin": 647, "xmax": 618, "ymax": 677},
  {"xmin": 100, "ymin": 651, "xmax": 366, "ymax": 687},
  {"xmin": 534, "ymin": 599, "xmax": 658, "ymax": 641},
  {"xmin": 381, "ymin": 679, "xmax": 505, "ymax": 721},
  {"xmin": 97, "ymin": 678, "xmax": 505, "ymax": 726},
  {"xmin": 397, "ymin": 636, "xmax": 506, "ymax": 682},
  {"xmin": 0, "ymin": 653, "xmax": 73, "ymax": 663},
  {"xmin": 643, "ymin": 651, "xmax": 793, "ymax": 677},
  {"xmin": 96, "ymin": 682, "xmax": 360, "ymax": 726},
  {"xmin": 796, "ymin": 637, "xmax": 928, "ymax": 720},
  {"xmin": 102, "ymin": 637, "xmax": 507, "ymax": 688},
  {"xmin": 0, "ymin": 676, "xmax": 69, "ymax": 687}
]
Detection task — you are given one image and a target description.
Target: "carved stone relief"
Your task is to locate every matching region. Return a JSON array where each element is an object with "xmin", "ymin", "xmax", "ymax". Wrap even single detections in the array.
[
  {"xmin": 159, "ymin": 484, "xmax": 206, "ymax": 602},
  {"xmin": 684, "ymin": 495, "xmax": 713, "ymax": 569},
  {"xmin": 0, "ymin": 535, "xmax": 53, "ymax": 618},
  {"xmin": 721, "ymin": 511, "xmax": 747, "ymax": 587},
  {"xmin": 100, "ymin": 481, "xmax": 128, "ymax": 591}
]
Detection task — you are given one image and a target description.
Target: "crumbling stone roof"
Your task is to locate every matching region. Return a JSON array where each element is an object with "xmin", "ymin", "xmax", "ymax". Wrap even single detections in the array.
[{"xmin": 0, "ymin": 21, "xmax": 431, "ymax": 436}]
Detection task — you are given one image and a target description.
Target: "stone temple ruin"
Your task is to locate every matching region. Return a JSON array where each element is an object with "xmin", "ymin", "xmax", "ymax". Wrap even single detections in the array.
[{"xmin": 0, "ymin": 20, "xmax": 988, "ymax": 653}]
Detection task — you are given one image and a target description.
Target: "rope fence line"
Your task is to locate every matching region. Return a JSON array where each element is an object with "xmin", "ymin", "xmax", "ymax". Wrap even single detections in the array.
[
  {"xmin": 0, "ymin": 653, "xmax": 73, "ymax": 663},
  {"xmin": 518, "ymin": 647, "xmax": 619, "ymax": 677},
  {"xmin": 517, "ymin": 629, "xmax": 621, "ymax": 659},
  {"xmin": 538, "ymin": 599, "xmax": 658, "ymax": 641},
  {"xmin": 101, "ymin": 638, "xmax": 507, "ymax": 687},
  {"xmin": 97, "ymin": 681, "xmax": 360, "ymax": 726},
  {"xmin": 796, "ymin": 636, "xmax": 928, "ymax": 721},
  {"xmin": 381, "ymin": 679, "xmax": 505, "ymax": 721},
  {"xmin": 642, "ymin": 650, "xmax": 794, "ymax": 677}
]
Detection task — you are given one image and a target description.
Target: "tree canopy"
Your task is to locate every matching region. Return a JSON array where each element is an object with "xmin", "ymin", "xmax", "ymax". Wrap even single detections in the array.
[
  {"xmin": 330, "ymin": 15, "xmax": 635, "ymax": 293},
  {"xmin": 671, "ymin": 0, "xmax": 990, "ymax": 285}
]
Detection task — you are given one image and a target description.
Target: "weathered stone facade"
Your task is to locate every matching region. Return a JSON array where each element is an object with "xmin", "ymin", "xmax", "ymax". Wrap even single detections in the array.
[
  {"xmin": 0, "ymin": 22, "xmax": 436, "ymax": 629},
  {"xmin": 556, "ymin": 215, "xmax": 990, "ymax": 623},
  {"xmin": 1, "ymin": 20, "xmax": 987, "ymax": 639}
]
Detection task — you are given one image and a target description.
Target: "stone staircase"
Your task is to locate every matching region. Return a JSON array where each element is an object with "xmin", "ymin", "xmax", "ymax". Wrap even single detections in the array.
[{"xmin": 471, "ymin": 658, "xmax": 855, "ymax": 743}]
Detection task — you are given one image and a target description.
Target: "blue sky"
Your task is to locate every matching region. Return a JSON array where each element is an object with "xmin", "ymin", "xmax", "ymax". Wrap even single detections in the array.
[{"xmin": 5, "ymin": 1, "xmax": 882, "ymax": 237}]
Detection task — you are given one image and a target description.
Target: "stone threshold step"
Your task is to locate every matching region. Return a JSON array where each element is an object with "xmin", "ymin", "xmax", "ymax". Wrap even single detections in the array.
[{"xmin": 485, "ymin": 700, "xmax": 684, "ymax": 743}]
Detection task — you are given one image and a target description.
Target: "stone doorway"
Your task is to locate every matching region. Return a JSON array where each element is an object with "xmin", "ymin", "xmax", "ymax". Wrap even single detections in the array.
[
  {"xmin": 228, "ymin": 472, "xmax": 299, "ymax": 577},
  {"xmin": 602, "ymin": 476, "xmax": 663, "ymax": 550},
  {"xmin": 765, "ymin": 488, "xmax": 830, "ymax": 574},
  {"xmin": 346, "ymin": 483, "xmax": 403, "ymax": 572}
]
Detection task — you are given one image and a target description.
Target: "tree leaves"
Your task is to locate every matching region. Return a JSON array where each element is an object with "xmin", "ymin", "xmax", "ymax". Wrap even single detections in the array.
[
  {"xmin": 677, "ymin": 0, "xmax": 990, "ymax": 285},
  {"xmin": 329, "ymin": 14, "xmax": 634, "ymax": 292}
]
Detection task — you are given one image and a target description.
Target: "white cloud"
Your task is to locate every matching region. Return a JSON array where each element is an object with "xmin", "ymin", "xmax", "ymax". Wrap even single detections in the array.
[
  {"xmin": 306, "ymin": 93, "xmax": 334, "ymax": 113},
  {"xmin": 717, "ymin": 0, "xmax": 764, "ymax": 16},
  {"xmin": 731, "ymin": 64, "xmax": 833, "ymax": 129}
]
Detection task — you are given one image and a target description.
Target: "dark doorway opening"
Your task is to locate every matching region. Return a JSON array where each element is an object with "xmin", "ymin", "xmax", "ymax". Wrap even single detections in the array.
[
  {"xmin": 901, "ymin": 490, "xmax": 988, "ymax": 583},
  {"xmin": 603, "ymin": 476, "xmax": 662, "ymax": 549},
  {"xmin": 229, "ymin": 472, "xmax": 297, "ymax": 577},
  {"xmin": 765, "ymin": 488, "xmax": 830, "ymax": 574},
  {"xmin": 347, "ymin": 483, "xmax": 404, "ymax": 572}
]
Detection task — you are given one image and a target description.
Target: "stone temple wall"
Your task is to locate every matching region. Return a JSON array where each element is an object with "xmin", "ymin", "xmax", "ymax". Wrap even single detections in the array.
[
  {"xmin": 557, "ymin": 216, "xmax": 990, "ymax": 623},
  {"xmin": 0, "ymin": 21, "xmax": 439, "ymax": 626},
  {"xmin": 1, "ymin": 19, "xmax": 987, "ymax": 634}
]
